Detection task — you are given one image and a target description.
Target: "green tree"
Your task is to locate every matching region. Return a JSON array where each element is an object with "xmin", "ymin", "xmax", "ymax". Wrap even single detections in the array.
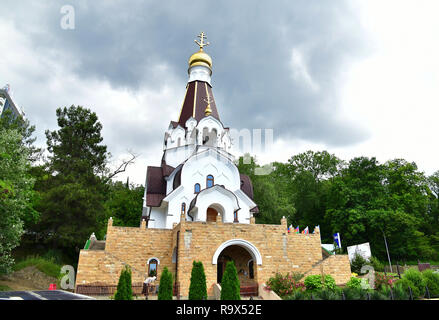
[
  {"xmin": 0, "ymin": 127, "xmax": 36, "ymax": 274},
  {"xmin": 114, "ymin": 265, "xmax": 133, "ymax": 300},
  {"xmin": 220, "ymin": 261, "xmax": 241, "ymax": 300},
  {"xmin": 188, "ymin": 261, "xmax": 207, "ymax": 300},
  {"xmin": 105, "ymin": 181, "xmax": 145, "ymax": 227},
  {"xmin": 158, "ymin": 267, "xmax": 173, "ymax": 300},
  {"xmin": 33, "ymin": 106, "xmax": 110, "ymax": 257}
]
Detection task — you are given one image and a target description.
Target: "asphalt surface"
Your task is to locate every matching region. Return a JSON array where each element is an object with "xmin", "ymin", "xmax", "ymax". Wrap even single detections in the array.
[{"xmin": 0, "ymin": 290, "xmax": 95, "ymax": 300}]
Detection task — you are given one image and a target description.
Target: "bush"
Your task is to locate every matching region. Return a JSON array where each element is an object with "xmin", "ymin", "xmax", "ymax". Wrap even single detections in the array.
[
  {"xmin": 220, "ymin": 261, "xmax": 240, "ymax": 300},
  {"xmin": 374, "ymin": 272, "xmax": 395, "ymax": 290},
  {"xmin": 346, "ymin": 276, "xmax": 362, "ymax": 289},
  {"xmin": 265, "ymin": 272, "xmax": 305, "ymax": 297},
  {"xmin": 313, "ymin": 288, "xmax": 341, "ymax": 300},
  {"xmin": 342, "ymin": 287, "xmax": 368, "ymax": 300},
  {"xmin": 304, "ymin": 274, "xmax": 337, "ymax": 292},
  {"xmin": 188, "ymin": 261, "xmax": 207, "ymax": 300},
  {"xmin": 114, "ymin": 265, "xmax": 133, "ymax": 300},
  {"xmin": 350, "ymin": 253, "xmax": 368, "ymax": 274},
  {"xmin": 422, "ymin": 269, "xmax": 439, "ymax": 297},
  {"xmin": 368, "ymin": 256, "xmax": 385, "ymax": 272},
  {"xmin": 158, "ymin": 267, "xmax": 173, "ymax": 300},
  {"xmin": 402, "ymin": 269, "xmax": 426, "ymax": 298},
  {"xmin": 392, "ymin": 281, "xmax": 410, "ymax": 300},
  {"xmin": 396, "ymin": 277, "xmax": 421, "ymax": 298}
]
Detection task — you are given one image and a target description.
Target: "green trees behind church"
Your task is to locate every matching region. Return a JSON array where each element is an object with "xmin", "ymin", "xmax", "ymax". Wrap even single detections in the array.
[
  {"xmin": 25, "ymin": 106, "xmax": 143, "ymax": 265},
  {"xmin": 239, "ymin": 151, "xmax": 439, "ymax": 263}
]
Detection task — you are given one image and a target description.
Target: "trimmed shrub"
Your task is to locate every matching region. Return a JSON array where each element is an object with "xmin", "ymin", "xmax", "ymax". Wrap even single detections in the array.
[
  {"xmin": 422, "ymin": 269, "xmax": 439, "ymax": 297},
  {"xmin": 158, "ymin": 267, "xmax": 173, "ymax": 300},
  {"xmin": 188, "ymin": 261, "xmax": 207, "ymax": 300},
  {"xmin": 220, "ymin": 261, "xmax": 240, "ymax": 300},
  {"xmin": 114, "ymin": 265, "xmax": 133, "ymax": 300}
]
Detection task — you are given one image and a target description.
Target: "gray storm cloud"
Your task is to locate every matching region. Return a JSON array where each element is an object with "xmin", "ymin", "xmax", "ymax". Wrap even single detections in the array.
[{"xmin": 1, "ymin": 0, "xmax": 371, "ymax": 160}]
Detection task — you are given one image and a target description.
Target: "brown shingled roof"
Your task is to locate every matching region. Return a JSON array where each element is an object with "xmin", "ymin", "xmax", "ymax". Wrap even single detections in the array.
[
  {"xmin": 177, "ymin": 81, "xmax": 220, "ymax": 127},
  {"xmin": 240, "ymin": 174, "xmax": 254, "ymax": 199},
  {"xmin": 146, "ymin": 166, "xmax": 166, "ymax": 207}
]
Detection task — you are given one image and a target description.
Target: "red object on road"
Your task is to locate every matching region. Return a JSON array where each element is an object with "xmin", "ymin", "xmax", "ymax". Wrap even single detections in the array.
[{"xmin": 49, "ymin": 284, "xmax": 57, "ymax": 290}]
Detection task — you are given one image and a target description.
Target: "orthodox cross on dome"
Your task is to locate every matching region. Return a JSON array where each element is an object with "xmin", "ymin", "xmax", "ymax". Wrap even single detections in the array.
[
  {"xmin": 195, "ymin": 32, "xmax": 210, "ymax": 51},
  {"xmin": 203, "ymin": 94, "xmax": 214, "ymax": 116}
]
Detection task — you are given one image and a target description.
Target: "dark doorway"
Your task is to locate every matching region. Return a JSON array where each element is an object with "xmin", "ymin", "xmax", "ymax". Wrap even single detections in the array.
[{"xmin": 207, "ymin": 207, "xmax": 218, "ymax": 222}]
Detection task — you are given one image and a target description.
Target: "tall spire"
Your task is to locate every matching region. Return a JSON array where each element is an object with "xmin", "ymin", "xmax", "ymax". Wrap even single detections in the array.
[{"xmin": 178, "ymin": 32, "xmax": 220, "ymax": 127}]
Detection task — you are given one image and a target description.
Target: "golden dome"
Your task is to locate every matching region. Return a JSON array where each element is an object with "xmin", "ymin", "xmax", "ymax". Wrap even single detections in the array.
[{"xmin": 188, "ymin": 49, "xmax": 212, "ymax": 69}]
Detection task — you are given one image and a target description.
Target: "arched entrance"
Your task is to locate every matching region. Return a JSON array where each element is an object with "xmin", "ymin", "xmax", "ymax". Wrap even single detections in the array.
[
  {"xmin": 206, "ymin": 203, "xmax": 224, "ymax": 222},
  {"xmin": 212, "ymin": 239, "xmax": 262, "ymax": 286}
]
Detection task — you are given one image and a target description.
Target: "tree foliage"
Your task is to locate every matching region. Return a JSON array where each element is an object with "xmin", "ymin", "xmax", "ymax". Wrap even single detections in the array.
[
  {"xmin": 239, "ymin": 151, "xmax": 439, "ymax": 262},
  {"xmin": 114, "ymin": 264, "xmax": 133, "ymax": 300},
  {"xmin": 0, "ymin": 126, "xmax": 36, "ymax": 274},
  {"xmin": 188, "ymin": 261, "xmax": 207, "ymax": 300},
  {"xmin": 158, "ymin": 266, "xmax": 173, "ymax": 300},
  {"xmin": 220, "ymin": 261, "xmax": 241, "ymax": 300}
]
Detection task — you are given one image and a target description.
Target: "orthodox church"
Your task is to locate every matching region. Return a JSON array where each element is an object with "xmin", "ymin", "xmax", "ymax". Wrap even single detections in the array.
[
  {"xmin": 141, "ymin": 32, "xmax": 258, "ymax": 230},
  {"xmin": 75, "ymin": 33, "xmax": 351, "ymax": 298}
]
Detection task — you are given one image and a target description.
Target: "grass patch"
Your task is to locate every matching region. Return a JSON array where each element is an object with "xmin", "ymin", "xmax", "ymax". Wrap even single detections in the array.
[
  {"xmin": 0, "ymin": 285, "xmax": 13, "ymax": 291},
  {"xmin": 13, "ymin": 256, "xmax": 63, "ymax": 279}
]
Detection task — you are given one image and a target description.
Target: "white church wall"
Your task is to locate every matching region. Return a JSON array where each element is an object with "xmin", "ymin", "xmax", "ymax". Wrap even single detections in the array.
[{"xmin": 149, "ymin": 207, "xmax": 167, "ymax": 229}]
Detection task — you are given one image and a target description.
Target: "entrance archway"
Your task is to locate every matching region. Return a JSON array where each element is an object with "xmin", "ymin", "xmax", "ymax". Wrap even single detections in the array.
[{"xmin": 212, "ymin": 239, "xmax": 262, "ymax": 286}]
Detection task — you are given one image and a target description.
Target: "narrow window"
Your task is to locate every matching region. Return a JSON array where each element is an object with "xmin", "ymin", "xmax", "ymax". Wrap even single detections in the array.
[
  {"xmin": 181, "ymin": 203, "xmax": 186, "ymax": 215},
  {"xmin": 233, "ymin": 210, "xmax": 239, "ymax": 223},
  {"xmin": 194, "ymin": 183, "xmax": 201, "ymax": 194},
  {"xmin": 206, "ymin": 175, "xmax": 214, "ymax": 188},
  {"xmin": 148, "ymin": 259, "xmax": 158, "ymax": 277}
]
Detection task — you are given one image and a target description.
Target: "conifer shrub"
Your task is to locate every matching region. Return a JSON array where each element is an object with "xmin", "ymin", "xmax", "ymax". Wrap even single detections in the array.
[
  {"xmin": 422, "ymin": 269, "xmax": 439, "ymax": 296},
  {"xmin": 158, "ymin": 267, "xmax": 173, "ymax": 300},
  {"xmin": 220, "ymin": 261, "xmax": 240, "ymax": 300},
  {"xmin": 189, "ymin": 261, "xmax": 207, "ymax": 300},
  {"xmin": 401, "ymin": 268, "xmax": 426, "ymax": 298},
  {"xmin": 114, "ymin": 265, "xmax": 133, "ymax": 300}
]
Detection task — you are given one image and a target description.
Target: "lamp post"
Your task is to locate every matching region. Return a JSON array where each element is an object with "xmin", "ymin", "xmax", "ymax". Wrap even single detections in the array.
[{"xmin": 379, "ymin": 226, "xmax": 393, "ymax": 273}]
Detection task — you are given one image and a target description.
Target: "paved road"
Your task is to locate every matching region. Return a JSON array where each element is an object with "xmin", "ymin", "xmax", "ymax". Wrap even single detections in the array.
[{"xmin": 0, "ymin": 290, "xmax": 95, "ymax": 300}]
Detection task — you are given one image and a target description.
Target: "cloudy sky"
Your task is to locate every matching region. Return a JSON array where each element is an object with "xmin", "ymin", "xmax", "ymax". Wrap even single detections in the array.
[{"xmin": 1, "ymin": 1, "xmax": 438, "ymax": 185}]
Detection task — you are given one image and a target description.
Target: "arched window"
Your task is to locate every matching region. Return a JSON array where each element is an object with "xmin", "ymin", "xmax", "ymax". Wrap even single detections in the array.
[
  {"xmin": 148, "ymin": 259, "xmax": 158, "ymax": 277},
  {"xmin": 206, "ymin": 175, "xmax": 214, "ymax": 188},
  {"xmin": 194, "ymin": 183, "xmax": 201, "ymax": 194}
]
